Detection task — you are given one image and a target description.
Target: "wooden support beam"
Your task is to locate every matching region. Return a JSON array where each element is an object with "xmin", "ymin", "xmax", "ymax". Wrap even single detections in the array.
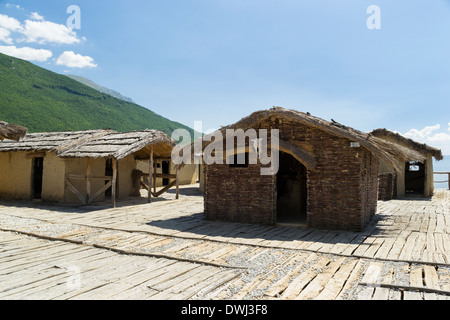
[
  {"xmin": 176, "ymin": 166, "xmax": 180, "ymax": 200},
  {"xmin": 112, "ymin": 158, "xmax": 117, "ymax": 208},
  {"xmin": 66, "ymin": 174, "xmax": 112, "ymax": 181},
  {"xmin": 26, "ymin": 152, "xmax": 46, "ymax": 159},
  {"xmin": 140, "ymin": 173, "xmax": 177, "ymax": 179},
  {"xmin": 153, "ymin": 161, "xmax": 157, "ymax": 195},
  {"xmin": 148, "ymin": 147, "xmax": 153, "ymax": 203},
  {"xmin": 86, "ymin": 158, "xmax": 91, "ymax": 206},
  {"xmin": 152, "ymin": 180, "xmax": 176, "ymax": 198},
  {"xmin": 155, "ymin": 173, "xmax": 177, "ymax": 179},
  {"xmin": 66, "ymin": 178, "xmax": 86, "ymax": 205},
  {"xmin": 88, "ymin": 181, "xmax": 112, "ymax": 205}
]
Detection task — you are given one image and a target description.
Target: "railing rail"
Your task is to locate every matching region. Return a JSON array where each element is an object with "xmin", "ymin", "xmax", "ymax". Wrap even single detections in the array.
[{"xmin": 434, "ymin": 172, "xmax": 450, "ymax": 190}]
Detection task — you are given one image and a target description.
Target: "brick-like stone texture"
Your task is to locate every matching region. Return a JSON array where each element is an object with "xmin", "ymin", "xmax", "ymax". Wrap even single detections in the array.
[
  {"xmin": 378, "ymin": 172, "xmax": 396, "ymax": 201},
  {"xmin": 204, "ymin": 119, "xmax": 380, "ymax": 232}
]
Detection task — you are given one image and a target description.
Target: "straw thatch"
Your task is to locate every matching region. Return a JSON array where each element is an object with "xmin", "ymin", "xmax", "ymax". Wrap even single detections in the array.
[
  {"xmin": 0, "ymin": 121, "xmax": 27, "ymax": 142},
  {"xmin": 185, "ymin": 107, "xmax": 426, "ymax": 172},
  {"xmin": 0, "ymin": 129, "xmax": 175, "ymax": 160},
  {"xmin": 371, "ymin": 128, "xmax": 443, "ymax": 161},
  {"xmin": 0, "ymin": 130, "xmax": 110, "ymax": 152},
  {"xmin": 58, "ymin": 130, "xmax": 175, "ymax": 160}
]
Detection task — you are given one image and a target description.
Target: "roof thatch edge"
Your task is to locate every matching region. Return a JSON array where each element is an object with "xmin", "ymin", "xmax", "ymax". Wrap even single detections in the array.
[{"xmin": 0, "ymin": 121, "xmax": 27, "ymax": 142}]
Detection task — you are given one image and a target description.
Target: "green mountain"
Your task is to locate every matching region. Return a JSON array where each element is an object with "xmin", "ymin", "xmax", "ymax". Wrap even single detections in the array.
[{"xmin": 0, "ymin": 52, "xmax": 193, "ymax": 137}]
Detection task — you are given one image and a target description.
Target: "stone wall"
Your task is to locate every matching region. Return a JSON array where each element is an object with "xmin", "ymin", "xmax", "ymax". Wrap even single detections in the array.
[
  {"xmin": 378, "ymin": 172, "xmax": 396, "ymax": 201},
  {"xmin": 203, "ymin": 119, "xmax": 381, "ymax": 232},
  {"xmin": 204, "ymin": 162, "xmax": 276, "ymax": 225}
]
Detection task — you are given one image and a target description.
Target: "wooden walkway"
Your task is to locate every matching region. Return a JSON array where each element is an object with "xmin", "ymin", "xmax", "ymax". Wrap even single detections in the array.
[{"xmin": 0, "ymin": 186, "xmax": 450, "ymax": 300}]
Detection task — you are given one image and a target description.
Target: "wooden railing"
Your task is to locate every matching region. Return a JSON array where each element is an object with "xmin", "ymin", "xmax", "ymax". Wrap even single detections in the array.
[{"xmin": 434, "ymin": 172, "xmax": 450, "ymax": 190}]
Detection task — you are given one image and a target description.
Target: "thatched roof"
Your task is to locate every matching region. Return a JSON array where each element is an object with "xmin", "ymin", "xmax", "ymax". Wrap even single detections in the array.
[
  {"xmin": 185, "ymin": 107, "xmax": 427, "ymax": 172},
  {"xmin": 0, "ymin": 129, "xmax": 175, "ymax": 160},
  {"xmin": 58, "ymin": 130, "xmax": 175, "ymax": 160},
  {"xmin": 370, "ymin": 128, "xmax": 443, "ymax": 161},
  {"xmin": 0, "ymin": 121, "xmax": 27, "ymax": 142},
  {"xmin": 0, "ymin": 130, "xmax": 111, "ymax": 152}
]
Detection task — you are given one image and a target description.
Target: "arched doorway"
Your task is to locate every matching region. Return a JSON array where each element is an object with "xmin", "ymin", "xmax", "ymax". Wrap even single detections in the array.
[{"xmin": 276, "ymin": 152, "xmax": 307, "ymax": 226}]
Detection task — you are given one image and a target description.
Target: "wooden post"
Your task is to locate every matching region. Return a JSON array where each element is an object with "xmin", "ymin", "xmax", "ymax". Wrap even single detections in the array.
[
  {"xmin": 148, "ymin": 147, "xmax": 153, "ymax": 203},
  {"xmin": 86, "ymin": 158, "xmax": 91, "ymax": 205},
  {"xmin": 176, "ymin": 166, "xmax": 180, "ymax": 200},
  {"xmin": 153, "ymin": 161, "xmax": 157, "ymax": 195},
  {"xmin": 112, "ymin": 158, "xmax": 117, "ymax": 208}
]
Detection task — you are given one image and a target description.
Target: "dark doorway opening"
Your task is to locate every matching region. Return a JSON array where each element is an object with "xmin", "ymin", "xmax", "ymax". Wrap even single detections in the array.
[
  {"xmin": 276, "ymin": 152, "xmax": 307, "ymax": 226},
  {"xmin": 32, "ymin": 157, "xmax": 44, "ymax": 200},
  {"xmin": 162, "ymin": 160, "xmax": 170, "ymax": 186},
  {"xmin": 405, "ymin": 161, "xmax": 425, "ymax": 195}
]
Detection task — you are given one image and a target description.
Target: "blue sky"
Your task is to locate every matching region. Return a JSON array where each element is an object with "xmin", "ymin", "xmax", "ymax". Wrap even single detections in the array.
[{"xmin": 1, "ymin": 0, "xmax": 450, "ymax": 154}]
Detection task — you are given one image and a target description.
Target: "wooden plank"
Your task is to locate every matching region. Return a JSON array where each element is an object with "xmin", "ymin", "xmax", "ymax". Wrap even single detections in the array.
[
  {"xmin": 176, "ymin": 166, "xmax": 180, "ymax": 200},
  {"xmin": 265, "ymin": 254, "xmax": 319, "ymax": 298},
  {"xmin": 399, "ymin": 232, "xmax": 419, "ymax": 261},
  {"xmin": 66, "ymin": 178, "xmax": 86, "ymax": 205},
  {"xmin": 409, "ymin": 264, "xmax": 423, "ymax": 288},
  {"xmin": 315, "ymin": 258, "xmax": 358, "ymax": 300},
  {"xmin": 167, "ymin": 269, "xmax": 237, "ymax": 300},
  {"xmin": 192, "ymin": 270, "xmax": 242, "ymax": 300},
  {"xmin": 371, "ymin": 266, "xmax": 394, "ymax": 300},
  {"xmin": 296, "ymin": 257, "xmax": 346, "ymax": 300},
  {"xmin": 153, "ymin": 173, "xmax": 177, "ymax": 179},
  {"xmin": 87, "ymin": 181, "xmax": 112, "ymax": 205},
  {"xmin": 281, "ymin": 256, "xmax": 330, "ymax": 300},
  {"xmin": 152, "ymin": 180, "xmax": 177, "ymax": 197},
  {"xmin": 361, "ymin": 262, "xmax": 384, "ymax": 284},
  {"xmin": 423, "ymin": 265, "xmax": 440, "ymax": 291}
]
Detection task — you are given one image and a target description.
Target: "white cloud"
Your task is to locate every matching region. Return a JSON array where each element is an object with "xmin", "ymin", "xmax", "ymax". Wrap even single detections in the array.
[
  {"xmin": 30, "ymin": 12, "xmax": 44, "ymax": 21},
  {"xmin": 22, "ymin": 19, "xmax": 80, "ymax": 44},
  {"xmin": 0, "ymin": 13, "xmax": 22, "ymax": 32},
  {"xmin": 404, "ymin": 124, "xmax": 441, "ymax": 141},
  {"xmin": 56, "ymin": 51, "xmax": 97, "ymax": 68},
  {"xmin": 0, "ymin": 28, "xmax": 13, "ymax": 44},
  {"xmin": 0, "ymin": 45, "xmax": 52, "ymax": 62},
  {"xmin": 0, "ymin": 12, "xmax": 94, "ymax": 68},
  {"xmin": 0, "ymin": 13, "xmax": 81, "ymax": 45},
  {"xmin": 403, "ymin": 124, "xmax": 450, "ymax": 155},
  {"xmin": 5, "ymin": 4, "xmax": 22, "ymax": 10}
]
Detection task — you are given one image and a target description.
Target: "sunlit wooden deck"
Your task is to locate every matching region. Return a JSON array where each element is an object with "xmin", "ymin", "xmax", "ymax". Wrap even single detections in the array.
[{"xmin": 1, "ymin": 185, "xmax": 449, "ymax": 300}]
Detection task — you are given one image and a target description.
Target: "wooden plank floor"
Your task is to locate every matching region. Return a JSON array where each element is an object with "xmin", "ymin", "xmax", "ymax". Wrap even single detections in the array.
[{"xmin": 1, "ymin": 186, "xmax": 450, "ymax": 300}]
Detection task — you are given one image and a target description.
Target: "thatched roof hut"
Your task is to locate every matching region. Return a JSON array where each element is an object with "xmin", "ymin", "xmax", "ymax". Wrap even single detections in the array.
[
  {"xmin": 0, "ymin": 121, "xmax": 27, "ymax": 142},
  {"xmin": 186, "ymin": 107, "xmax": 426, "ymax": 172},
  {"xmin": 58, "ymin": 130, "xmax": 175, "ymax": 160},
  {"xmin": 0, "ymin": 129, "xmax": 178, "ymax": 206},
  {"xmin": 371, "ymin": 128, "xmax": 443, "ymax": 161},
  {"xmin": 0, "ymin": 129, "xmax": 175, "ymax": 160},
  {"xmin": 193, "ymin": 107, "xmax": 431, "ymax": 232},
  {"xmin": 370, "ymin": 128, "xmax": 443, "ymax": 198}
]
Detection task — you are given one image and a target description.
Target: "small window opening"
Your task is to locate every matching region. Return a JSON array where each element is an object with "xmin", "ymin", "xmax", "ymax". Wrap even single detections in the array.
[{"xmin": 228, "ymin": 152, "xmax": 249, "ymax": 168}]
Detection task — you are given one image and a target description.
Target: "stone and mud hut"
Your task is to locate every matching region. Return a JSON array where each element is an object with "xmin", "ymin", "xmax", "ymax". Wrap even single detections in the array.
[{"xmin": 186, "ymin": 107, "xmax": 430, "ymax": 232}]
